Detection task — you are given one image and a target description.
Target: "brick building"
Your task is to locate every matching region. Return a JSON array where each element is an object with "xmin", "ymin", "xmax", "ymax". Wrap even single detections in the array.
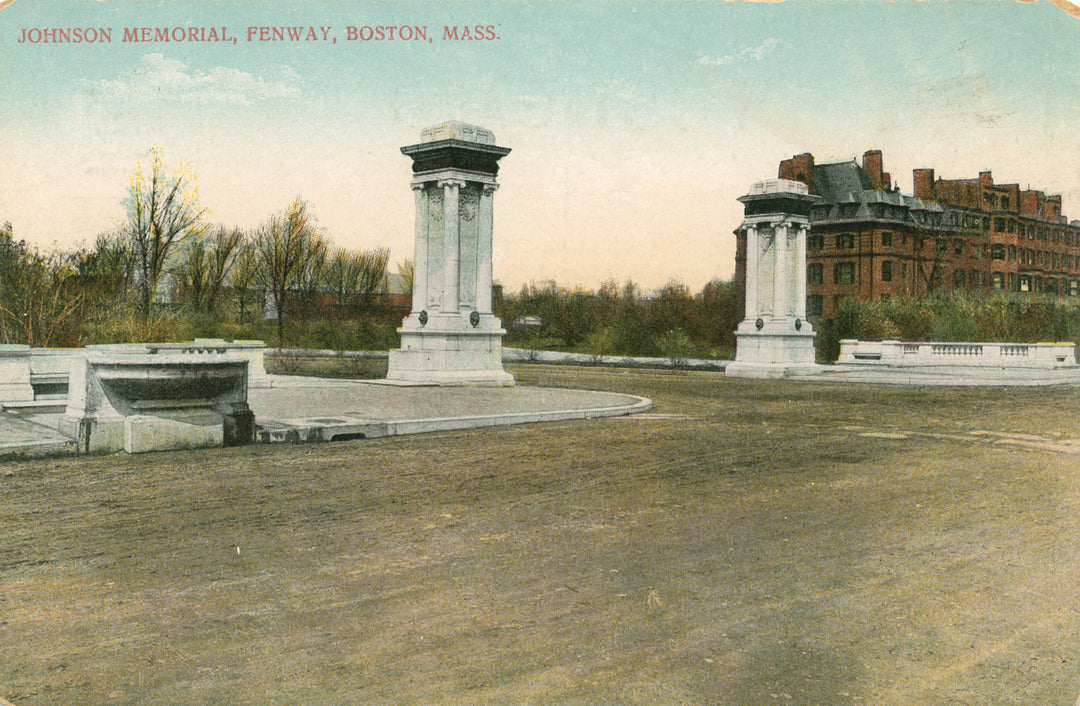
[{"xmin": 734, "ymin": 150, "xmax": 1080, "ymax": 320}]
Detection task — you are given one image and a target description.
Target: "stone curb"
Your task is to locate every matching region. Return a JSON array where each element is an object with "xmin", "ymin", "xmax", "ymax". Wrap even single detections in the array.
[{"xmin": 255, "ymin": 393, "xmax": 655, "ymax": 444}]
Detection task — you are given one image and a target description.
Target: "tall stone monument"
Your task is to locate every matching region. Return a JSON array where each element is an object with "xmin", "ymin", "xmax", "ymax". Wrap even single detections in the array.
[
  {"xmin": 727, "ymin": 178, "xmax": 821, "ymax": 378},
  {"xmin": 386, "ymin": 121, "xmax": 514, "ymax": 385}
]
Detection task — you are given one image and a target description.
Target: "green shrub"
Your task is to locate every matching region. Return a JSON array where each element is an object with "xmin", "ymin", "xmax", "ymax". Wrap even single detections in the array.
[
  {"xmin": 584, "ymin": 326, "xmax": 617, "ymax": 361},
  {"xmin": 657, "ymin": 328, "xmax": 694, "ymax": 366}
]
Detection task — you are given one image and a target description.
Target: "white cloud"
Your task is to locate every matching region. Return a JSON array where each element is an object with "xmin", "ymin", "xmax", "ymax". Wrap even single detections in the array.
[
  {"xmin": 697, "ymin": 38, "xmax": 781, "ymax": 67},
  {"xmin": 84, "ymin": 53, "xmax": 301, "ymax": 105}
]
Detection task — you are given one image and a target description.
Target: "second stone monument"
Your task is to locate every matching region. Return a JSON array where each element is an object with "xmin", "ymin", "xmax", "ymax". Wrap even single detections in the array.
[
  {"xmin": 386, "ymin": 121, "xmax": 514, "ymax": 385},
  {"xmin": 727, "ymin": 178, "xmax": 821, "ymax": 378}
]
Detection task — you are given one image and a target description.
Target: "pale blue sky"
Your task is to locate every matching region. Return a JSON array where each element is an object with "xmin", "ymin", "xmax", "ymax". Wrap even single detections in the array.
[{"xmin": 2, "ymin": 0, "xmax": 1078, "ymax": 290}]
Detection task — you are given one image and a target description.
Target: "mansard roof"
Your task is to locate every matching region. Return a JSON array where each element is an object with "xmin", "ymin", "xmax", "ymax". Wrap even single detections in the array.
[
  {"xmin": 808, "ymin": 159, "xmax": 945, "ymax": 229},
  {"xmin": 812, "ymin": 160, "xmax": 874, "ymax": 202}
]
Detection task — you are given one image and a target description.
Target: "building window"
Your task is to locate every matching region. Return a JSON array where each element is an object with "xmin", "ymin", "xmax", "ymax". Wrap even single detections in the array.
[
  {"xmin": 991, "ymin": 244, "xmax": 1006, "ymax": 261},
  {"xmin": 1010, "ymin": 273, "xmax": 1020, "ymax": 291},
  {"xmin": 808, "ymin": 235, "xmax": 824, "ymax": 251},
  {"xmin": 969, "ymin": 270, "xmax": 981, "ymax": 287},
  {"xmin": 992, "ymin": 272, "xmax": 1005, "ymax": 290},
  {"xmin": 834, "ymin": 262, "xmax": 856, "ymax": 285},
  {"xmin": 995, "ymin": 217, "xmax": 1006, "ymax": 232},
  {"xmin": 1071, "ymin": 280, "xmax": 1079, "ymax": 296},
  {"xmin": 1008, "ymin": 245, "xmax": 1017, "ymax": 261},
  {"xmin": 954, "ymin": 239, "xmax": 964, "ymax": 256},
  {"xmin": 953, "ymin": 269, "xmax": 966, "ymax": 288},
  {"xmin": 881, "ymin": 261, "xmax": 893, "ymax": 282},
  {"xmin": 881, "ymin": 232, "xmax": 893, "ymax": 247},
  {"xmin": 936, "ymin": 239, "xmax": 948, "ymax": 255},
  {"xmin": 808, "ymin": 262, "xmax": 824, "ymax": 285},
  {"xmin": 808, "ymin": 294, "xmax": 824, "ymax": 317},
  {"xmin": 1001, "ymin": 197, "xmax": 1009, "ymax": 210},
  {"xmin": 836, "ymin": 234, "xmax": 855, "ymax": 249}
]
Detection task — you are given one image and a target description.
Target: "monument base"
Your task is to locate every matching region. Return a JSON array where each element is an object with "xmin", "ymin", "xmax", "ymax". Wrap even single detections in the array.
[
  {"xmin": 386, "ymin": 312, "xmax": 514, "ymax": 386},
  {"xmin": 727, "ymin": 319, "xmax": 821, "ymax": 378}
]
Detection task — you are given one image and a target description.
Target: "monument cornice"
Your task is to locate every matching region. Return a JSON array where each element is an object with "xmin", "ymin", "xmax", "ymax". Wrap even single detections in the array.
[
  {"xmin": 410, "ymin": 169, "xmax": 499, "ymax": 186},
  {"xmin": 401, "ymin": 139, "xmax": 511, "ymax": 177},
  {"xmin": 740, "ymin": 213, "xmax": 812, "ymax": 226}
]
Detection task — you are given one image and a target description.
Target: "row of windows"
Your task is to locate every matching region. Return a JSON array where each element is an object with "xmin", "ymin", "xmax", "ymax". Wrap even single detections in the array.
[
  {"xmin": 993, "ymin": 218, "xmax": 1075, "ymax": 244},
  {"xmin": 807, "ymin": 229, "xmax": 1080, "ymax": 255},
  {"xmin": 990, "ymin": 273, "xmax": 1080, "ymax": 295},
  {"xmin": 808, "ymin": 258, "xmax": 1080, "ymax": 296},
  {"xmin": 984, "ymin": 192, "xmax": 1063, "ymax": 220},
  {"xmin": 988, "ymin": 245, "xmax": 1079, "ymax": 271}
]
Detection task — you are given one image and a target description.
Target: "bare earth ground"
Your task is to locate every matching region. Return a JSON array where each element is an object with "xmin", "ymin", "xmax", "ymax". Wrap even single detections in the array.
[{"xmin": 4, "ymin": 364, "xmax": 1080, "ymax": 705}]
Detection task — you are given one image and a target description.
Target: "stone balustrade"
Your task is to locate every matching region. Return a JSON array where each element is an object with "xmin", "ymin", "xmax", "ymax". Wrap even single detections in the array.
[{"xmin": 839, "ymin": 339, "xmax": 1077, "ymax": 368}]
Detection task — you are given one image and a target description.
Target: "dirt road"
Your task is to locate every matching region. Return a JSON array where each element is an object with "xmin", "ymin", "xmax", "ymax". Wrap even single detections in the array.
[{"xmin": 3, "ymin": 365, "xmax": 1080, "ymax": 704}]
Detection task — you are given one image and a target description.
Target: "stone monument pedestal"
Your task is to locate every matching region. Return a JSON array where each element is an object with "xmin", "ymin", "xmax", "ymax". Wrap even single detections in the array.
[
  {"xmin": 726, "ymin": 324, "xmax": 820, "ymax": 378},
  {"xmin": 386, "ymin": 121, "xmax": 514, "ymax": 386},
  {"xmin": 727, "ymin": 178, "xmax": 822, "ymax": 379},
  {"xmin": 389, "ymin": 312, "xmax": 512, "ymax": 385}
]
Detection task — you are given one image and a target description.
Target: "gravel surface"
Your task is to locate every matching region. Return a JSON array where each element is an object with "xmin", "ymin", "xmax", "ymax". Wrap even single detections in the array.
[{"xmin": 3, "ymin": 365, "xmax": 1080, "ymax": 704}]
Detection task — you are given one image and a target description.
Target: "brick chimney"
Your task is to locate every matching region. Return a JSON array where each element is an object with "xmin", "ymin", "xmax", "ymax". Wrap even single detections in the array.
[
  {"xmin": 913, "ymin": 168, "xmax": 935, "ymax": 200},
  {"xmin": 863, "ymin": 150, "xmax": 886, "ymax": 190},
  {"xmin": 1048, "ymin": 194, "xmax": 1062, "ymax": 220},
  {"xmin": 778, "ymin": 152, "xmax": 815, "ymax": 192},
  {"xmin": 979, "ymin": 171, "xmax": 993, "ymax": 188}
]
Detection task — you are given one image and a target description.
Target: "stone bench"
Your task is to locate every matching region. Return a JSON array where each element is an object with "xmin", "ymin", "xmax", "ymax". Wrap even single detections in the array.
[
  {"xmin": 0, "ymin": 340, "xmax": 271, "ymax": 407},
  {"xmin": 62, "ymin": 354, "xmax": 253, "ymax": 454}
]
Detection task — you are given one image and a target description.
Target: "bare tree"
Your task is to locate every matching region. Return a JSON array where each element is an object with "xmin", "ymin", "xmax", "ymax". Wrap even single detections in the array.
[
  {"xmin": 124, "ymin": 147, "xmax": 205, "ymax": 323},
  {"xmin": 230, "ymin": 237, "xmax": 263, "ymax": 323},
  {"xmin": 355, "ymin": 246, "xmax": 390, "ymax": 308},
  {"xmin": 205, "ymin": 227, "xmax": 244, "ymax": 314},
  {"xmin": 175, "ymin": 226, "xmax": 244, "ymax": 314},
  {"xmin": 296, "ymin": 232, "xmax": 329, "ymax": 317},
  {"xmin": 0, "ymin": 225, "xmax": 85, "ymax": 347},
  {"xmin": 325, "ymin": 247, "xmax": 364, "ymax": 308},
  {"xmin": 256, "ymin": 199, "xmax": 323, "ymax": 344},
  {"xmin": 72, "ymin": 232, "xmax": 137, "ymax": 305},
  {"xmin": 324, "ymin": 246, "xmax": 391, "ymax": 312},
  {"xmin": 173, "ymin": 235, "xmax": 211, "ymax": 311}
]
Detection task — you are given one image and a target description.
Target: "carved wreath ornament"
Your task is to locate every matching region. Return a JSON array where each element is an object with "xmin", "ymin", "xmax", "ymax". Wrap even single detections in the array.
[{"xmin": 459, "ymin": 190, "xmax": 479, "ymax": 221}]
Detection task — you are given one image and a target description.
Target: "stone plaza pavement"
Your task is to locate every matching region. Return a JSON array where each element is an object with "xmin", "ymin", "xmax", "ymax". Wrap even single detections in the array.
[{"xmin": 0, "ymin": 375, "xmax": 654, "ymax": 458}]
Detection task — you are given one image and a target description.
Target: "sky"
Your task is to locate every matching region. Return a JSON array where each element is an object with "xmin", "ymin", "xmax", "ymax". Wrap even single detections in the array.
[{"xmin": 2, "ymin": 0, "xmax": 1079, "ymax": 293}]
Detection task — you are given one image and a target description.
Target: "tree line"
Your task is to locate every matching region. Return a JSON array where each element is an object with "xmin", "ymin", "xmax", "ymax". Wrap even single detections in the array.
[
  {"xmin": 494, "ymin": 279, "xmax": 742, "ymax": 360},
  {"xmin": 0, "ymin": 148, "xmax": 398, "ymax": 348}
]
